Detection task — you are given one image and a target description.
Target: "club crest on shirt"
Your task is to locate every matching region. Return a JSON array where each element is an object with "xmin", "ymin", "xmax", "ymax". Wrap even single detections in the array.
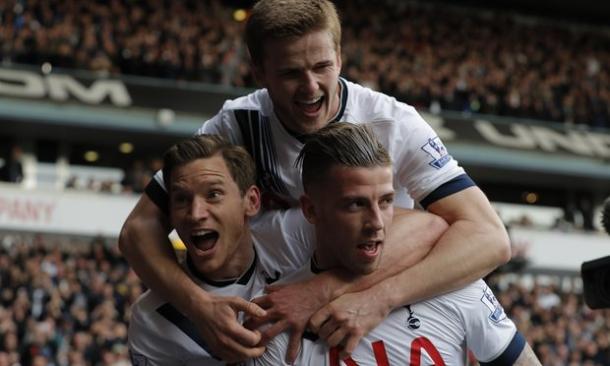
[
  {"xmin": 421, "ymin": 136, "xmax": 451, "ymax": 169},
  {"xmin": 480, "ymin": 286, "xmax": 506, "ymax": 323},
  {"xmin": 405, "ymin": 305, "xmax": 421, "ymax": 329}
]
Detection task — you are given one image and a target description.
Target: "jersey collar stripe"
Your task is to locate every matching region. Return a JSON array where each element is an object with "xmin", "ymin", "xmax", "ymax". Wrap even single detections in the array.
[{"xmin": 333, "ymin": 77, "xmax": 348, "ymax": 123}]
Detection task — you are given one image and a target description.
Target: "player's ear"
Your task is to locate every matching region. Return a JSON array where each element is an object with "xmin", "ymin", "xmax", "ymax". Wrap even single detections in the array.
[
  {"xmin": 335, "ymin": 45, "xmax": 342, "ymax": 71},
  {"xmin": 300, "ymin": 194, "xmax": 317, "ymax": 224},
  {"xmin": 243, "ymin": 185, "xmax": 261, "ymax": 217}
]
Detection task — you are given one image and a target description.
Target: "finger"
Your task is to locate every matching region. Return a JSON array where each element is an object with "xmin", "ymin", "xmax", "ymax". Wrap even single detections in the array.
[
  {"xmin": 251, "ymin": 295, "xmax": 273, "ymax": 309},
  {"xmin": 224, "ymin": 319, "xmax": 263, "ymax": 347},
  {"xmin": 261, "ymin": 319, "xmax": 289, "ymax": 343},
  {"xmin": 231, "ymin": 297, "xmax": 267, "ymax": 317},
  {"xmin": 243, "ymin": 316, "xmax": 269, "ymax": 331},
  {"xmin": 326, "ymin": 327, "xmax": 349, "ymax": 348},
  {"xmin": 285, "ymin": 327, "xmax": 304, "ymax": 364},
  {"xmin": 318, "ymin": 319, "xmax": 340, "ymax": 341},
  {"xmin": 308, "ymin": 306, "xmax": 331, "ymax": 333},
  {"xmin": 343, "ymin": 333, "xmax": 362, "ymax": 356}
]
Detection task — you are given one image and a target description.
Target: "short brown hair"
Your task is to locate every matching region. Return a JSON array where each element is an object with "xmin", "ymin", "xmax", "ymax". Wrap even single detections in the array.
[
  {"xmin": 246, "ymin": 0, "xmax": 341, "ymax": 66},
  {"xmin": 162, "ymin": 135, "xmax": 256, "ymax": 195},
  {"xmin": 296, "ymin": 122, "xmax": 391, "ymax": 192}
]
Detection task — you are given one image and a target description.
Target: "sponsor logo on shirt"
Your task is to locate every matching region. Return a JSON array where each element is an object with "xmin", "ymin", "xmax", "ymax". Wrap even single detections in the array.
[
  {"xmin": 480, "ymin": 286, "xmax": 507, "ymax": 323},
  {"xmin": 421, "ymin": 136, "xmax": 451, "ymax": 169}
]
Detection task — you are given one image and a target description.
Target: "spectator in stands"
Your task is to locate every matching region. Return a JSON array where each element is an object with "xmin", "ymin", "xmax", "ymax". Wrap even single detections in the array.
[
  {"xmin": 0, "ymin": 234, "xmax": 137, "ymax": 366},
  {"xmin": 2, "ymin": 0, "xmax": 608, "ymax": 127}
]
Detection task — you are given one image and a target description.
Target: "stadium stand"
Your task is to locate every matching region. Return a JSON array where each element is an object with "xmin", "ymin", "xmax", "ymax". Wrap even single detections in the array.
[
  {"xmin": 0, "ymin": 0, "xmax": 609, "ymax": 364},
  {"xmin": 1, "ymin": 0, "xmax": 609, "ymax": 126},
  {"xmin": 0, "ymin": 233, "xmax": 139, "ymax": 365},
  {"xmin": 487, "ymin": 273, "xmax": 610, "ymax": 365}
]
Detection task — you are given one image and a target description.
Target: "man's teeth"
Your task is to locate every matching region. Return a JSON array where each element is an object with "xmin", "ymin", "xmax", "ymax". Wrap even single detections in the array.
[
  {"xmin": 193, "ymin": 230, "xmax": 214, "ymax": 236},
  {"xmin": 359, "ymin": 241, "xmax": 381, "ymax": 251},
  {"xmin": 298, "ymin": 96, "xmax": 323, "ymax": 104}
]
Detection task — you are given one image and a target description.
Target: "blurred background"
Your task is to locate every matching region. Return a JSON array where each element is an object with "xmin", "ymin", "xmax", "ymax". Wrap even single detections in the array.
[{"xmin": 0, "ymin": 0, "xmax": 608, "ymax": 364}]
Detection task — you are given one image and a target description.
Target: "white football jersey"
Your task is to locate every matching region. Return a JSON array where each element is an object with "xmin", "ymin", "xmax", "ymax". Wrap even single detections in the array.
[
  {"xmin": 147, "ymin": 78, "xmax": 470, "ymax": 212},
  {"xmin": 128, "ymin": 210, "xmax": 316, "ymax": 365},
  {"xmin": 250, "ymin": 263, "xmax": 525, "ymax": 366}
]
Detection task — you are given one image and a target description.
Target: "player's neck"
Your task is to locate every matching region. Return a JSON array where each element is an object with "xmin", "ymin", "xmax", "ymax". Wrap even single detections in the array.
[{"xmin": 312, "ymin": 246, "xmax": 338, "ymax": 272}]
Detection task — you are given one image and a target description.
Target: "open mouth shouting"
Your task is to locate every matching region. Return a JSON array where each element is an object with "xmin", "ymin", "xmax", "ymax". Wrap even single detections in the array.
[
  {"xmin": 295, "ymin": 95, "xmax": 325, "ymax": 117},
  {"xmin": 357, "ymin": 240, "xmax": 383, "ymax": 261},
  {"xmin": 190, "ymin": 229, "xmax": 219, "ymax": 254}
]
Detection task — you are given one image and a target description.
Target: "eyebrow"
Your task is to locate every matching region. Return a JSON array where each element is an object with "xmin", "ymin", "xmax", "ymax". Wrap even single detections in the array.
[{"xmin": 171, "ymin": 177, "xmax": 226, "ymax": 191}]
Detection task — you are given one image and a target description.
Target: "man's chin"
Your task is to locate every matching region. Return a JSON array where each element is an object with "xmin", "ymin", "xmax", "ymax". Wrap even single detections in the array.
[{"xmin": 294, "ymin": 117, "xmax": 330, "ymax": 135}]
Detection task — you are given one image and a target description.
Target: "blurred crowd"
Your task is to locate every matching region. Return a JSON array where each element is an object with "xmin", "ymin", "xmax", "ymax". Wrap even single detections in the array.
[
  {"xmin": 0, "ymin": 234, "xmax": 141, "ymax": 366},
  {"xmin": 0, "ymin": 233, "xmax": 608, "ymax": 365},
  {"xmin": 488, "ymin": 275, "xmax": 610, "ymax": 365},
  {"xmin": 1, "ymin": 0, "xmax": 609, "ymax": 128}
]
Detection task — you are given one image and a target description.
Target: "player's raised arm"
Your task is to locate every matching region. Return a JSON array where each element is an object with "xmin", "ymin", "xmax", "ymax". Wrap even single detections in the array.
[{"xmin": 514, "ymin": 344, "xmax": 543, "ymax": 366}]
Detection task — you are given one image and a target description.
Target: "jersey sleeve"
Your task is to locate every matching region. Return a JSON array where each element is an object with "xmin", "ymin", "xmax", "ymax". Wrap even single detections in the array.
[
  {"xmin": 456, "ymin": 281, "xmax": 525, "ymax": 364},
  {"xmin": 369, "ymin": 105, "xmax": 473, "ymax": 208},
  {"xmin": 197, "ymin": 106, "xmax": 244, "ymax": 145}
]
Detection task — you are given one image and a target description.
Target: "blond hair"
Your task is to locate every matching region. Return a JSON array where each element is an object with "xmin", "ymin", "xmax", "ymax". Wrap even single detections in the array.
[{"xmin": 246, "ymin": 0, "xmax": 341, "ymax": 66}]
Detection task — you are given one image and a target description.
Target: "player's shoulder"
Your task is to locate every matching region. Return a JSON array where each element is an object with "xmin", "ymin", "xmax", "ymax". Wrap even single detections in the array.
[
  {"xmin": 343, "ymin": 79, "xmax": 421, "ymax": 123},
  {"xmin": 441, "ymin": 279, "xmax": 489, "ymax": 302},
  {"xmin": 422, "ymin": 279, "xmax": 489, "ymax": 312},
  {"xmin": 199, "ymin": 88, "xmax": 273, "ymax": 136},
  {"xmin": 250, "ymin": 209, "xmax": 315, "ymax": 278},
  {"xmin": 219, "ymin": 88, "xmax": 272, "ymax": 114}
]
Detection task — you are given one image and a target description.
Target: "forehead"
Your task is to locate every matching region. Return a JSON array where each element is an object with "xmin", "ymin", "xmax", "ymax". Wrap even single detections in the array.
[
  {"xmin": 170, "ymin": 155, "xmax": 234, "ymax": 189},
  {"xmin": 263, "ymin": 29, "xmax": 336, "ymax": 67},
  {"xmin": 323, "ymin": 165, "xmax": 393, "ymax": 196}
]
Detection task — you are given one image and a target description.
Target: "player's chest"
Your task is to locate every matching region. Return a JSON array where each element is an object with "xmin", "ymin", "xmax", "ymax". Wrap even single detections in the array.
[{"xmin": 330, "ymin": 305, "xmax": 465, "ymax": 366}]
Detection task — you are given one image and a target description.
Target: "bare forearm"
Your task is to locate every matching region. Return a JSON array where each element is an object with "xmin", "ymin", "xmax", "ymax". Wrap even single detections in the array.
[
  {"xmin": 377, "ymin": 215, "xmax": 510, "ymax": 309},
  {"xmin": 514, "ymin": 344, "xmax": 542, "ymax": 366}
]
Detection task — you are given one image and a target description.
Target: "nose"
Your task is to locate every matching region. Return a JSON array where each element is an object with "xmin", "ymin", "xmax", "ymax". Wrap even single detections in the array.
[
  {"xmin": 190, "ymin": 196, "xmax": 210, "ymax": 221},
  {"xmin": 364, "ymin": 204, "xmax": 384, "ymax": 233},
  {"xmin": 300, "ymin": 71, "xmax": 319, "ymax": 95}
]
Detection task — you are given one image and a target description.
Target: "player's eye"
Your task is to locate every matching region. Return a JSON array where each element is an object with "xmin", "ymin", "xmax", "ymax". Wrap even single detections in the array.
[
  {"xmin": 207, "ymin": 190, "xmax": 223, "ymax": 201},
  {"xmin": 280, "ymin": 69, "xmax": 299, "ymax": 78},
  {"xmin": 171, "ymin": 192, "xmax": 190, "ymax": 206},
  {"xmin": 347, "ymin": 200, "xmax": 366, "ymax": 211},
  {"xmin": 379, "ymin": 196, "xmax": 394, "ymax": 208},
  {"xmin": 314, "ymin": 63, "xmax": 332, "ymax": 72}
]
